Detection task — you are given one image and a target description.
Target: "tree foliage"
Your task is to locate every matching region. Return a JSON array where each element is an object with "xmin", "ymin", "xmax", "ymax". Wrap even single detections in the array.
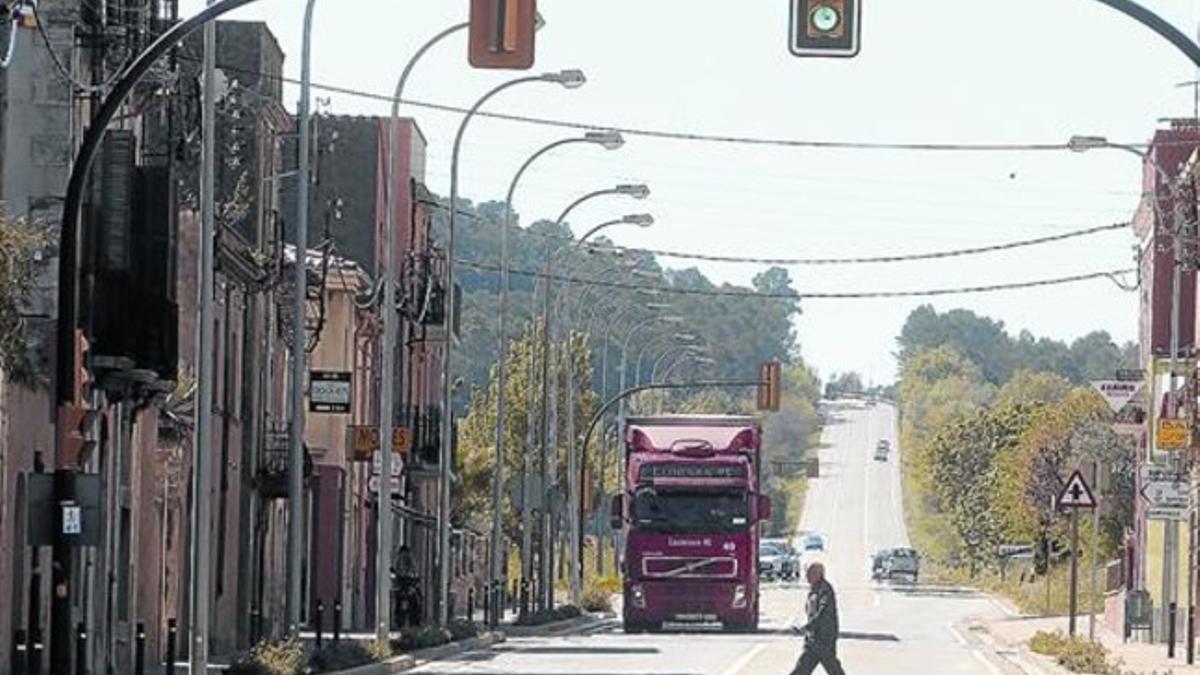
[{"xmin": 0, "ymin": 214, "xmax": 50, "ymax": 384}]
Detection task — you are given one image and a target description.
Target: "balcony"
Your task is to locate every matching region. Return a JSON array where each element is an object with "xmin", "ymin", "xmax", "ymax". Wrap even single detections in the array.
[
  {"xmin": 399, "ymin": 406, "xmax": 441, "ymax": 468},
  {"xmin": 257, "ymin": 426, "xmax": 314, "ymax": 500}
]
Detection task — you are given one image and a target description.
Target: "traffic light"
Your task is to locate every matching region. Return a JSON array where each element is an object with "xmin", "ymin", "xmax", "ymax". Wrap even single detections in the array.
[
  {"xmin": 469, "ymin": 0, "xmax": 537, "ymax": 70},
  {"xmin": 758, "ymin": 361, "xmax": 782, "ymax": 412},
  {"xmin": 790, "ymin": 0, "xmax": 861, "ymax": 58}
]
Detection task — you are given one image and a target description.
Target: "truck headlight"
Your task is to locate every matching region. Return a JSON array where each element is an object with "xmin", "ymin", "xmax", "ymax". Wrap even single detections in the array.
[
  {"xmin": 631, "ymin": 584, "xmax": 646, "ymax": 608},
  {"xmin": 732, "ymin": 584, "xmax": 748, "ymax": 609}
]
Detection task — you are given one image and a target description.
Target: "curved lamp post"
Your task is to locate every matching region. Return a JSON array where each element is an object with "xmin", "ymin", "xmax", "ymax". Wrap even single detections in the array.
[{"xmin": 441, "ymin": 68, "xmax": 587, "ymax": 627}]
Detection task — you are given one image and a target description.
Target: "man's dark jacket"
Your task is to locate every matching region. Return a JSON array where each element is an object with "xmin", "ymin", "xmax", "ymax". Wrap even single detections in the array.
[{"xmin": 802, "ymin": 578, "xmax": 840, "ymax": 649}]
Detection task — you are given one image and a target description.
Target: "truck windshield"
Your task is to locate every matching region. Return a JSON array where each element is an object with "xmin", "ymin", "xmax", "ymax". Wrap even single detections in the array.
[{"xmin": 631, "ymin": 488, "xmax": 750, "ymax": 533}]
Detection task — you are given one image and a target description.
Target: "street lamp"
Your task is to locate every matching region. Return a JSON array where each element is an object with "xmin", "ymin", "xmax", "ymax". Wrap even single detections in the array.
[
  {"xmin": 442, "ymin": 69, "xmax": 587, "ymax": 628},
  {"xmin": 496, "ymin": 132, "xmax": 624, "ymax": 626},
  {"xmin": 635, "ymin": 332, "xmax": 699, "ymax": 386},
  {"xmin": 652, "ymin": 344, "xmax": 706, "ymax": 383},
  {"xmin": 1069, "ymin": 132, "xmax": 1180, "ymax": 641}
]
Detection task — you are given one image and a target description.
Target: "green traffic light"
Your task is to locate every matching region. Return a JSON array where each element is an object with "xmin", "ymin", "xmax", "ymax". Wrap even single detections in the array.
[{"xmin": 810, "ymin": 4, "xmax": 841, "ymax": 33}]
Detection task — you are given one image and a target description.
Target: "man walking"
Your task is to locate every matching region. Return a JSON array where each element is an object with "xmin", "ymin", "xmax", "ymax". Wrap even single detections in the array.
[{"xmin": 791, "ymin": 562, "xmax": 846, "ymax": 674}]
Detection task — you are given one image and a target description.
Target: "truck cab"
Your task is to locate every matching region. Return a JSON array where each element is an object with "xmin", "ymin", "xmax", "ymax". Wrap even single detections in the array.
[{"xmin": 611, "ymin": 415, "xmax": 770, "ymax": 632}]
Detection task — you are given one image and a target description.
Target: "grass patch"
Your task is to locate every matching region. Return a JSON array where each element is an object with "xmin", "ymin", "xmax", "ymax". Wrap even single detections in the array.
[{"xmin": 1028, "ymin": 630, "xmax": 1126, "ymax": 674}]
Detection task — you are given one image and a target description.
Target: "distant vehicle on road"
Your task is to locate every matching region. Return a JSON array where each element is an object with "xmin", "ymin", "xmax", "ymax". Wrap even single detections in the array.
[
  {"xmin": 872, "ymin": 547, "xmax": 920, "ymax": 582},
  {"xmin": 874, "ymin": 440, "xmax": 890, "ymax": 462},
  {"xmin": 759, "ymin": 539, "xmax": 800, "ymax": 580},
  {"xmin": 801, "ymin": 533, "xmax": 826, "ymax": 552}
]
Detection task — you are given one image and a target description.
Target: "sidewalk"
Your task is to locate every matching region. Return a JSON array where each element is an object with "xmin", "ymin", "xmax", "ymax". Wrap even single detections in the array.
[{"xmin": 981, "ymin": 614, "xmax": 1200, "ymax": 674}]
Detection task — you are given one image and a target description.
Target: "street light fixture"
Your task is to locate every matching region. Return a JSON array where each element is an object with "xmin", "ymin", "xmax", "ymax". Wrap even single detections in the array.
[{"xmin": 443, "ymin": 70, "xmax": 587, "ymax": 628}]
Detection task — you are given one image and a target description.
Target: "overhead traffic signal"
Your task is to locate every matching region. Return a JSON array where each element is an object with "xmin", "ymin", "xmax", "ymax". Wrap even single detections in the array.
[
  {"xmin": 790, "ymin": 0, "xmax": 861, "ymax": 58},
  {"xmin": 469, "ymin": 0, "xmax": 538, "ymax": 70},
  {"xmin": 758, "ymin": 361, "xmax": 782, "ymax": 412}
]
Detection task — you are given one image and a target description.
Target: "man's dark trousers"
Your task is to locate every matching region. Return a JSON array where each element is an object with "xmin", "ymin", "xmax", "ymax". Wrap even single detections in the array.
[{"xmin": 790, "ymin": 644, "xmax": 846, "ymax": 675}]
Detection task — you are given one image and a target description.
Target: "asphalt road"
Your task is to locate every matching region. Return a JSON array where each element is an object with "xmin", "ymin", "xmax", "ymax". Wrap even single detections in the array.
[{"xmin": 411, "ymin": 402, "xmax": 1024, "ymax": 674}]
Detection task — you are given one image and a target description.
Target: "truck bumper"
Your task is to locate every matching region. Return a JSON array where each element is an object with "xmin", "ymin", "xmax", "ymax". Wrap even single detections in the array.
[{"xmin": 623, "ymin": 580, "xmax": 756, "ymax": 628}]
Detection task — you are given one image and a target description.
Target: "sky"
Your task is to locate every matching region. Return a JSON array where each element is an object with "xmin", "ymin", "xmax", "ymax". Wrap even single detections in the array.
[{"xmin": 181, "ymin": 0, "xmax": 1200, "ymax": 384}]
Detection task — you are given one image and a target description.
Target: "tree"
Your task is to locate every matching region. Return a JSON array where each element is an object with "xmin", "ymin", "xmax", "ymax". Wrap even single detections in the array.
[
  {"xmin": 994, "ymin": 370, "xmax": 1072, "ymax": 408},
  {"xmin": 0, "ymin": 214, "xmax": 50, "ymax": 384}
]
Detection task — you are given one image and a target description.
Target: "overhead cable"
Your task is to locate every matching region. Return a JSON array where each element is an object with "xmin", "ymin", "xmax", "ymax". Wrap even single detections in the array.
[
  {"xmin": 578, "ymin": 222, "xmax": 1132, "ymax": 266},
  {"xmin": 458, "ymin": 260, "xmax": 1137, "ymax": 300},
  {"xmin": 179, "ymin": 54, "xmax": 1162, "ymax": 154}
]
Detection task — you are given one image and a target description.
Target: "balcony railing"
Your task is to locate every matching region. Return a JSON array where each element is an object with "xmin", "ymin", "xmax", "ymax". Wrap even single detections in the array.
[
  {"xmin": 399, "ymin": 406, "xmax": 441, "ymax": 467},
  {"xmin": 257, "ymin": 426, "xmax": 314, "ymax": 499}
]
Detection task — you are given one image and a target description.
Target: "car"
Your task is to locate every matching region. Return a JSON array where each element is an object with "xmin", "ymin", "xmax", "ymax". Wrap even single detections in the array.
[
  {"xmin": 874, "ymin": 440, "xmax": 891, "ymax": 462},
  {"xmin": 802, "ymin": 533, "xmax": 826, "ymax": 552},
  {"xmin": 873, "ymin": 547, "xmax": 920, "ymax": 583},
  {"xmin": 759, "ymin": 539, "xmax": 800, "ymax": 580}
]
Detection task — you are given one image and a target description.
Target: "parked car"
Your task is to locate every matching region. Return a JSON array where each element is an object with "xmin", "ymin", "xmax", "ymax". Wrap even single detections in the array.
[{"xmin": 759, "ymin": 539, "xmax": 799, "ymax": 580}]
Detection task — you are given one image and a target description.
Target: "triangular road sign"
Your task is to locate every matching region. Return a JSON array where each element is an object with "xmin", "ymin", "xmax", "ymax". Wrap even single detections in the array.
[
  {"xmin": 1091, "ymin": 380, "xmax": 1143, "ymax": 414},
  {"xmin": 1058, "ymin": 470, "xmax": 1097, "ymax": 509}
]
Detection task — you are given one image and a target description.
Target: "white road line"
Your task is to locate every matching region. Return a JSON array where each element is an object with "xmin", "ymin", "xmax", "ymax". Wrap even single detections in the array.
[
  {"xmin": 947, "ymin": 621, "xmax": 969, "ymax": 646},
  {"xmin": 717, "ymin": 643, "xmax": 767, "ymax": 675}
]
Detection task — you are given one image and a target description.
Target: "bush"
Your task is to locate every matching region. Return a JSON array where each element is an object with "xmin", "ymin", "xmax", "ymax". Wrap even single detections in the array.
[
  {"xmin": 592, "ymin": 575, "xmax": 622, "ymax": 595},
  {"xmin": 1027, "ymin": 630, "xmax": 1124, "ymax": 674},
  {"xmin": 227, "ymin": 639, "xmax": 307, "ymax": 675},
  {"xmin": 392, "ymin": 626, "xmax": 451, "ymax": 653},
  {"xmin": 447, "ymin": 618, "xmax": 479, "ymax": 641},
  {"xmin": 581, "ymin": 586, "xmax": 613, "ymax": 613},
  {"xmin": 310, "ymin": 640, "xmax": 391, "ymax": 672},
  {"xmin": 514, "ymin": 604, "xmax": 584, "ymax": 626}
]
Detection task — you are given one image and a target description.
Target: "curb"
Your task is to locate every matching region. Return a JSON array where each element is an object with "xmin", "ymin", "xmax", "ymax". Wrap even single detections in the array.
[
  {"xmin": 501, "ymin": 612, "xmax": 615, "ymax": 638},
  {"xmin": 324, "ymin": 631, "xmax": 506, "ymax": 675}
]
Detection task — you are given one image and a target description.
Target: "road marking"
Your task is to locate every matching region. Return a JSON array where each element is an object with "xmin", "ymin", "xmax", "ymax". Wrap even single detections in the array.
[
  {"xmin": 947, "ymin": 621, "xmax": 968, "ymax": 646},
  {"xmin": 717, "ymin": 643, "xmax": 767, "ymax": 675}
]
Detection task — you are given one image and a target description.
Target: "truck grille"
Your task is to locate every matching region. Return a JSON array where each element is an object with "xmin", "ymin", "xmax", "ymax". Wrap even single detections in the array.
[{"xmin": 642, "ymin": 556, "xmax": 737, "ymax": 578}]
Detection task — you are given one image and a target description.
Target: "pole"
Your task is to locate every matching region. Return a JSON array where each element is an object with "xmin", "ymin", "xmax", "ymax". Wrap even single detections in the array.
[
  {"xmin": 387, "ymin": 20, "xmax": 468, "ymax": 636},
  {"xmin": 188, "ymin": 11, "xmax": 218, "ymax": 673},
  {"xmin": 538, "ymin": 249, "xmax": 553, "ymax": 612},
  {"xmin": 1164, "ymin": 197, "xmax": 1185, "ymax": 643},
  {"xmin": 567, "ymin": 329, "xmax": 581, "ymax": 606},
  {"xmin": 1070, "ymin": 509, "xmax": 1080, "ymax": 638},
  {"xmin": 288, "ymin": 0, "xmax": 317, "ymax": 637},
  {"xmin": 442, "ymin": 75, "xmax": 550, "ymax": 625},
  {"xmin": 1090, "ymin": 463, "xmax": 1101, "ymax": 642}
]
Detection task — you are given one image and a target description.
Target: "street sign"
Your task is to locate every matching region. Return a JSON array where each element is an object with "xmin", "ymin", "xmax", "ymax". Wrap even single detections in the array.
[
  {"xmin": 372, "ymin": 451, "xmax": 404, "ymax": 478},
  {"xmin": 1157, "ymin": 419, "xmax": 1190, "ymax": 450},
  {"xmin": 1057, "ymin": 470, "xmax": 1097, "ymax": 510},
  {"xmin": 469, "ymin": 0, "xmax": 537, "ymax": 70},
  {"xmin": 1116, "ymin": 369, "xmax": 1146, "ymax": 382},
  {"xmin": 367, "ymin": 475, "xmax": 402, "ymax": 496},
  {"xmin": 1139, "ymin": 465, "xmax": 1189, "ymax": 520},
  {"xmin": 1091, "ymin": 380, "xmax": 1143, "ymax": 414},
  {"xmin": 26, "ymin": 473, "xmax": 102, "ymax": 546},
  {"xmin": 998, "ymin": 544, "xmax": 1035, "ymax": 558},
  {"xmin": 349, "ymin": 425, "xmax": 412, "ymax": 462},
  {"xmin": 309, "ymin": 370, "xmax": 351, "ymax": 414},
  {"xmin": 61, "ymin": 504, "xmax": 81, "ymax": 535}
]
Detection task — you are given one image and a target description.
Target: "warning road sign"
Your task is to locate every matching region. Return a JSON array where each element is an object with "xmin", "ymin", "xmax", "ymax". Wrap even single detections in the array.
[
  {"xmin": 1057, "ymin": 470, "xmax": 1097, "ymax": 509},
  {"xmin": 1091, "ymin": 380, "xmax": 1143, "ymax": 413}
]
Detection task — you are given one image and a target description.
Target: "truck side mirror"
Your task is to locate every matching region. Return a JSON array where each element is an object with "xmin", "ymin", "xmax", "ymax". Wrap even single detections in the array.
[
  {"xmin": 757, "ymin": 494, "xmax": 772, "ymax": 522},
  {"xmin": 610, "ymin": 494, "xmax": 625, "ymax": 529}
]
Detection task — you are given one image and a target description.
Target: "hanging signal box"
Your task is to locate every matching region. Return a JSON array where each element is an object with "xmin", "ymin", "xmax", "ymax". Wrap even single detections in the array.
[
  {"xmin": 790, "ymin": 0, "xmax": 861, "ymax": 58},
  {"xmin": 469, "ymin": 0, "xmax": 537, "ymax": 70}
]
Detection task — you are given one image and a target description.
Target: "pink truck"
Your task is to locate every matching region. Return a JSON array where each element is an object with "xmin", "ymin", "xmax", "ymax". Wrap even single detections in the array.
[{"xmin": 610, "ymin": 415, "xmax": 771, "ymax": 632}]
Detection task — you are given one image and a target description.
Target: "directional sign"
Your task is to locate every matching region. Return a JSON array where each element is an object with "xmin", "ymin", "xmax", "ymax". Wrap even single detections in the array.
[
  {"xmin": 367, "ymin": 475, "xmax": 402, "ymax": 496},
  {"xmin": 1092, "ymin": 380, "xmax": 1143, "ymax": 413},
  {"xmin": 1157, "ymin": 419, "xmax": 1190, "ymax": 450},
  {"xmin": 1057, "ymin": 470, "xmax": 1097, "ymax": 509},
  {"xmin": 371, "ymin": 451, "xmax": 404, "ymax": 478},
  {"xmin": 1140, "ymin": 465, "xmax": 1189, "ymax": 520}
]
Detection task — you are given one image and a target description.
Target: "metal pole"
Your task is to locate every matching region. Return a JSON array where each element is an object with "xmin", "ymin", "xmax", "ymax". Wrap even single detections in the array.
[
  {"xmin": 1165, "ymin": 196, "xmax": 1184, "ymax": 642},
  {"xmin": 188, "ymin": 10, "xmax": 218, "ymax": 673},
  {"xmin": 381, "ymin": 18, "xmax": 467, "ymax": 641},
  {"xmin": 1070, "ymin": 509, "xmax": 1080, "ymax": 638},
  {"xmin": 288, "ymin": 0, "xmax": 317, "ymax": 637},
  {"xmin": 567, "ymin": 329, "xmax": 582, "ymax": 605},
  {"xmin": 538, "ymin": 249, "xmax": 554, "ymax": 612},
  {"xmin": 443, "ymin": 75, "xmax": 554, "ymax": 625},
  {"xmin": 1090, "ymin": 462, "xmax": 1101, "ymax": 642}
]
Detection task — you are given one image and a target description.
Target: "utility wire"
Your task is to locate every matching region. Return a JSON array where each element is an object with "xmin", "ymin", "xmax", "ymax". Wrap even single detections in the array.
[
  {"xmin": 178, "ymin": 54, "xmax": 1166, "ymax": 153},
  {"xmin": 458, "ymin": 260, "xmax": 1137, "ymax": 300},
  {"xmin": 578, "ymin": 221, "xmax": 1132, "ymax": 266}
]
